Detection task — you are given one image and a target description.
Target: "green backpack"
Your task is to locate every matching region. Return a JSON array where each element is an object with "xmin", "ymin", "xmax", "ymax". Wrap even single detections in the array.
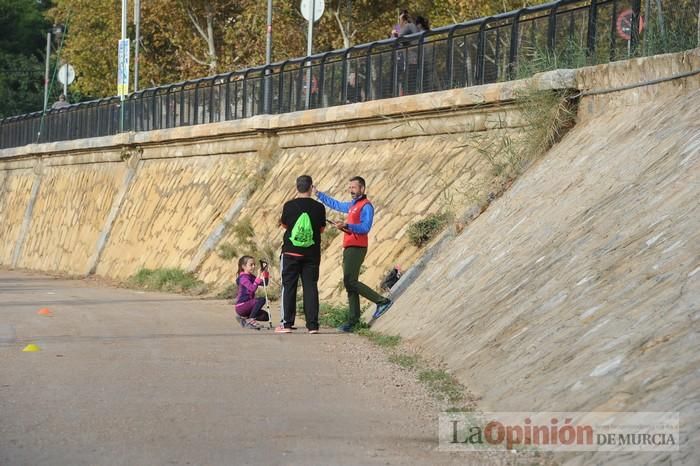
[{"xmin": 290, "ymin": 212, "xmax": 315, "ymax": 247}]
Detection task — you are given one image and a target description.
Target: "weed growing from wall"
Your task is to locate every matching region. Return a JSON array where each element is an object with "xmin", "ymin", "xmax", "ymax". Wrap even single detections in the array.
[
  {"xmin": 407, "ymin": 212, "xmax": 452, "ymax": 247},
  {"xmin": 514, "ymin": 85, "xmax": 576, "ymax": 164},
  {"xmin": 217, "ymin": 242, "xmax": 238, "ymax": 260}
]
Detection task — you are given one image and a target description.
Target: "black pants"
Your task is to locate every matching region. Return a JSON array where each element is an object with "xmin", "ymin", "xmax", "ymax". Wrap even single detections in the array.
[{"xmin": 280, "ymin": 254, "xmax": 320, "ymax": 330}]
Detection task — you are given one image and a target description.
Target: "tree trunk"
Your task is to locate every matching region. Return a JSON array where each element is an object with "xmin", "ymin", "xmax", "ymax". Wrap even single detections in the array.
[{"xmin": 206, "ymin": 6, "xmax": 217, "ymax": 74}]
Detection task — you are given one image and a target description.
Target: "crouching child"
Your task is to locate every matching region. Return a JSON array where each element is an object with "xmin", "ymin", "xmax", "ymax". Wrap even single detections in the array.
[{"xmin": 235, "ymin": 255, "xmax": 270, "ymax": 330}]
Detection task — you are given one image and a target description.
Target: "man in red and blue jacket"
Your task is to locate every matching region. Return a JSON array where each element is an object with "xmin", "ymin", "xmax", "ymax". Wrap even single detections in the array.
[{"xmin": 314, "ymin": 176, "xmax": 392, "ymax": 332}]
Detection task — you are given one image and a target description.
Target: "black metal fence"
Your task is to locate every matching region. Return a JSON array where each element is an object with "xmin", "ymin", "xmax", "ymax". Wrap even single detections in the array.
[{"xmin": 1, "ymin": 0, "xmax": 697, "ymax": 149}]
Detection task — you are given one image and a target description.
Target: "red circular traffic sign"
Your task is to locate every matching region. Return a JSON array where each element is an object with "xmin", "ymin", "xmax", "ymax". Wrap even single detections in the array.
[{"xmin": 616, "ymin": 8, "xmax": 645, "ymax": 41}]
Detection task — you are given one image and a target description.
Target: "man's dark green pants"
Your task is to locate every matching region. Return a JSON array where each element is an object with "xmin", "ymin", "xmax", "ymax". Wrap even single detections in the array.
[{"xmin": 343, "ymin": 246, "xmax": 388, "ymax": 326}]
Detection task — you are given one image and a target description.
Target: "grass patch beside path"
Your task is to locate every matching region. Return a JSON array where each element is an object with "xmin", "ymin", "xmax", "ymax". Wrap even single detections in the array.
[
  {"xmin": 356, "ymin": 328, "xmax": 401, "ymax": 348},
  {"xmin": 418, "ymin": 368, "xmax": 465, "ymax": 405},
  {"xmin": 127, "ymin": 268, "xmax": 207, "ymax": 294},
  {"xmin": 357, "ymin": 328, "xmax": 474, "ymax": 410},
  {"xmin": 319, "ymin": 303, "xmax": 350, "ymax": 328}
]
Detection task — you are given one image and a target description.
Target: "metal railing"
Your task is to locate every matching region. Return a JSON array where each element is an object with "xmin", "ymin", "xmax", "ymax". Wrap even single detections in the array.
[{"xmin": 1, "ymin": 0, "xmax": 697, "ymax": 149}]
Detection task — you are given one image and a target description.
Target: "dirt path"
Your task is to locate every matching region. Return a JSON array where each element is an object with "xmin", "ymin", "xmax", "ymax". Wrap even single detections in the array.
[{"xmin": 0, "ymin": 270, "xmax": 486, "ymax": 465}]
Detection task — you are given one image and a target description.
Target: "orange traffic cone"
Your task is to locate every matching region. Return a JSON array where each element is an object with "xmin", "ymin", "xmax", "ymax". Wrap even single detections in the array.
[{"xmin": 37, "ymin": 308, "xmax": 53, "ymax": 316}]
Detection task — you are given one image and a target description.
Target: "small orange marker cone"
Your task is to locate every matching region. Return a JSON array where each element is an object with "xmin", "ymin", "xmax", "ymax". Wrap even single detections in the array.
[
  {"xmin": 37, "ymin": 308, "xmax": 53, "ymax": 316},
  {"xmin": 22, "ymin": 344, "xmax": 41, "ymax": 352}
]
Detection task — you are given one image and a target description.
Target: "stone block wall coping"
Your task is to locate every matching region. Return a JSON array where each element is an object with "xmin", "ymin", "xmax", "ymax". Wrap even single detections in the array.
[{"xmin": 0, "ymin": 70, "xmax": 576, "ymax": 161}]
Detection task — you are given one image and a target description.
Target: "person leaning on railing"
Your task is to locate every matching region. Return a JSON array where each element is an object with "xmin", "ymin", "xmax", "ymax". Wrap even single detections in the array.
[
  {"xmin": 415, "ymin": 16, "xmax": 435, "ymax": 92},
  {"xmin": 51, "ymin": 94, "xmax": 70, "ymax": 109},
  {"xmin": 391, "ymin": 10, "xmax": 419, "ymax": 95}
]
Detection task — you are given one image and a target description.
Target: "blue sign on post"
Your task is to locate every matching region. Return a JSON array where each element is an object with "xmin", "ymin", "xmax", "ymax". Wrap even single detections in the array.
[{"xmin": 118, "ymin": 39, "xmax": 130, "ymax": 96}]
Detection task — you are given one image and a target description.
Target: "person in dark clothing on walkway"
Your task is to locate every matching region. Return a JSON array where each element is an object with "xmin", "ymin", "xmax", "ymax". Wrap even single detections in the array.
[
  {"xmin": 313, "ymin": 176, "xmax": 392, "ymax": 332},
  {"xmin": 277, "ymin": 175, "xmax": 327, "ymax": 334}
]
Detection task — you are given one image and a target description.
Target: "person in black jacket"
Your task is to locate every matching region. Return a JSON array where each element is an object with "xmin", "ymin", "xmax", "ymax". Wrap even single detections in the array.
[{"xmin": 276, "ymin": 175, "xmax": 327, "ymax": 333}]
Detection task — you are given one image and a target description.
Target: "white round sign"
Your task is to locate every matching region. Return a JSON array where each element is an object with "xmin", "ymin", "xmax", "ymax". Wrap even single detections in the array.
[
  {"xmin": 300, "ymin": 0, "xmax": 324, "ymax": 22},
  {"xmin": 57, "ymin": 64, "xmax": 75, "ymax": 85}
]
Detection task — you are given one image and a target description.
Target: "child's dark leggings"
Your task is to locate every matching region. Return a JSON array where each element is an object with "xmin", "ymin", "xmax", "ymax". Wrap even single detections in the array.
[{"xmin": 235, "ymin": 297, "xmax": 268, "ymax": 321}]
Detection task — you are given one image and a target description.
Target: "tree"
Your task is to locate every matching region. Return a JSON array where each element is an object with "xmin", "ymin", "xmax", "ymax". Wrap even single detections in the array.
[
  {"xmin": 44, "ymin": 0, "xmax": 575, "ymax": 99},
  {"xmin": 0, "ymin": 0, "xmax": 51, "ymax": 117}
]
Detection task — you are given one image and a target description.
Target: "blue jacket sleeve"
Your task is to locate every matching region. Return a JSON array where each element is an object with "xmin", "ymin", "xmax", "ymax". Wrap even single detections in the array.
[
  {"xmin": 347, "ymin": 203, "xmax": 374, "ymax": 234},
  {"xmin": 316, "ymin": 191, "xmax": 351, "ymax": 213}
]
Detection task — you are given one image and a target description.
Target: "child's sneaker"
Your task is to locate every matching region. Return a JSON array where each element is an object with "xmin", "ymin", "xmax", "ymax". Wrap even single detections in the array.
[
  {"xmin": 244, "ymin": 319, "xmax": 260, "ymax": 330},
  {"xmin": 235, "ymin": 314, "xmax": 246, "ymax": 328},
  {"xmin": 275, "ymin": 324, "xmax": 292, "ymax": 334},
  {"xmin": 308, "ymin": 329, "xmax": 319, "ymax": 334}
]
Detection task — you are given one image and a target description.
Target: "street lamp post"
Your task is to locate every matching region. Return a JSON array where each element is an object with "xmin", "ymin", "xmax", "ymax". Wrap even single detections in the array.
[
  {"xmin": 43, "ymin": 25, "xmax": 65, "ymax": 112},
  {"xmin": 43, "ymin": 32, "xmax": 51, "ymax": 112},
  {"xmin": 264, "ymin": 0, "xmax": 272, "ymax": 113},
  {"xmin": 134, "ymin": 0, "xmax": 141, "ymax": 92}
]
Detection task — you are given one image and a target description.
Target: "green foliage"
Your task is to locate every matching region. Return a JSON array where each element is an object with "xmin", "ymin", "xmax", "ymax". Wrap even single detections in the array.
[
  {"xmin": 0, "ymin": 0, "xmax": 49, "ymax": 53},
  {"xmin": 224, "ymin": 216, "xmax": 279, "ymax": 268},
  {"xmin": 319, "ymin": 302, "xmax": 350, "ymax": 328},
  {"xmin": 0, "ymin": 52, "xmax": 46, "ymax": 117},
  {"xmin": 356, "ymin": 327, "xmax": 471, "ymax": 407},
  {"xmin": 388, "ymin": 353, "xmax": 420, "ymax": 369},
  {"xmin": 516, "ymin": 40, "xmax": 589, "ymax": 79},
  {"xmin": 127, "ymin": 268, "xmax": 206, "ymax": 294},
  {"xmin": 514, "ymin": 85, "xmax": 576, "ymax": 163},
  {"xmin": 418, "ymin": 368, "xmax": 465, "ymax": 404},
  {"xmin": 407, "ymin": 212, "xmax": 451, "ymax": 247},
  {"xmin": 0, "ymin": 0, "xmax": 51, "ymax": 116},
  {"xmin": 356, "ymin": 329, "xmax": 401, "ymax": 348},
  {"xmin": 217, "ymin": 242, "xmax": 237, "ymax": 260},
  {"xmin": 10, "ymin": 0, "xmax": 693, "ymax": 102},
  {"xmin": 231, "ymin": 216, "xmax": 255, "ymax": 245},
  {"xmin": 42, "ymin": 0, "xmax": 559, "ymax": 99}
]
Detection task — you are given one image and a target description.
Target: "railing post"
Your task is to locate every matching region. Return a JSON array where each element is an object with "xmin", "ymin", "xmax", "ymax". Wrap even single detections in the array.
[
  {"xmin": 263, "ymin": 65, "xmax": 272, "ymax": 114},
  {"xmin": 193, "ymin": 82, "xmax": 200, "ymax": 125},
  {"xmin": 341, "ymin": 49, "xmax": 350, "ymax": 104},
  {"xmin": 548, "ymin": 4, "xmax": 559, "ymax": 52},
  {"xmin": 318, "ymin": 52, "xmax": 328, "ymax": 107},
  {"xmin": 365, "ymin": 44, "xmax": 373, "ymax": 101},
  {"xmin": 278, "ymin": 62, "xmax": 288, "ymax": 114},
  {"xmin": 224, "ymin": 73, "xmax": 233, "ymax": 120},
  {"xmin": 242, "ymin": 70, "xmax": 250, "ymax": 118},
  {"xmin": 255, "ymin": 69, "xmax": 264, "ymax": 116},
  {"xmin": 609, "ymin": 0, "xmax": 618, "ymax": 61},
  {"xmin": 209, "ymin": 78, "xmax": 215, "ymax": 123},
  {"xmin": 630, "ymin": 0, "xmax": 642, "ymax": 53},
  {"xmin": 446, "ymin": 26, "xmax": 456, "ymax": 88},
  {"xmin": 587, "ymin": 0, "xmax": 599, "ymax": 60},
  {"xmin": 416, "ymin": 32, "xmax": 426, "ymax": 93},
  {"xmin": 508, "ymin": 9, "xmax": 524, "ymax": 80},
  {"xmin": 390, "ymin": 39, "xmax": 398, "ymax": 97},
  {"xmin": 476, "ymin": 18, "xmax": 489, "ymax": 85}
]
